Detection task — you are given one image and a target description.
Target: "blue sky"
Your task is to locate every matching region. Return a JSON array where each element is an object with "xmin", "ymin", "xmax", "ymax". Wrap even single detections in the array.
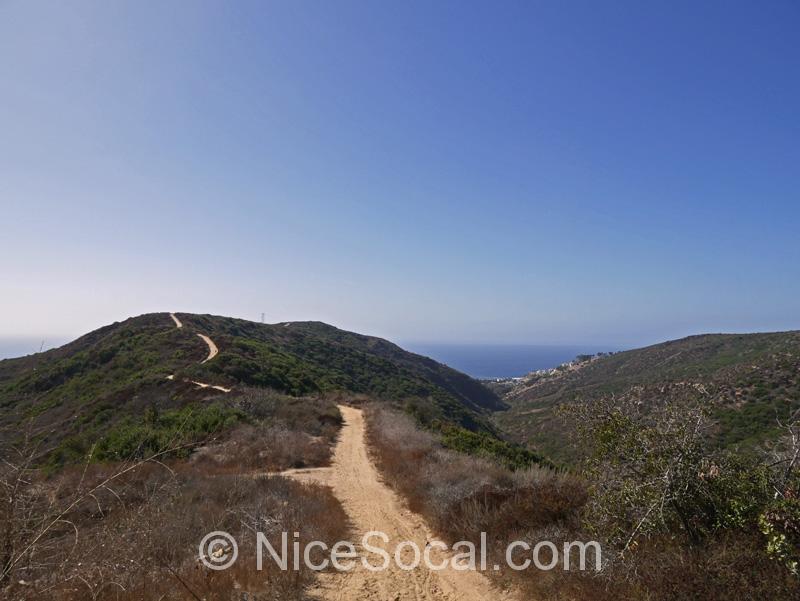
[{"xmin": 1, "ymin": 1, "xmax": 798, "ymax": 347}]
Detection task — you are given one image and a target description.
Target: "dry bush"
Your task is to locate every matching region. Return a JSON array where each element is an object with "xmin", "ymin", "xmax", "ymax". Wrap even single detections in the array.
[
  {"xmin": 365, "ymin": 405, "xmax": 800, "ymax": 600},
  {"xmin": 364, "ymin": 409, "xmax": 438, "ymax": 513},
  {"xmin": 5, "ymin": 469, "xmax": 348, "ymax": 600},
  {"xmin": 2, "ymin": 430, "xmax": 348, "ymax": 600},
  {"xmin": 230, "ymin": 387, "xmax": 342, "ymax": 445},
  {"xmin": 191, "ymin": 423, "xmax": 332, "ymax": 473},
  {"xmin": 365, "ymin": 406, "xmax": 592, "ymax": 595},
  {"xmin": 622, "ymin": 532, "xmax": 799, "ymax": 600},
  {"xmin": 366, "ymin": 407, "xmax": 583, "ymax": 535},
  {"xmin": 439, "ymin": 466, "xmax": 587, "ymax": 542},
  {"xmin": 181, "ymin": 388, "xmax": 344, "ymax": 473}
]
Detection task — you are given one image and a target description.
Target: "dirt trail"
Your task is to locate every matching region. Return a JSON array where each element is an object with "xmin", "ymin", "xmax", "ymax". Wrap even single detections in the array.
[
  {"xmin": 292, "ymin": 406, "xmax": 515, "ymax": 601},
  {"xmin": 166, "ymin": 313, "xmax": 229, "ymax": 392},
  {"xmin": 189, "ymin": 380, "xmax": 231, "ymax": 393},
  {"xmin": 197, "ymin": 333, "xmax": 219, "ymax": 363}
]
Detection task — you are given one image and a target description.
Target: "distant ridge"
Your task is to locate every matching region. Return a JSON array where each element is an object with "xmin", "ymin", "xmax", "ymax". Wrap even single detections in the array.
[{"xmin": 495, "ymin": 330, "xmax": 800, "ymax": 460}]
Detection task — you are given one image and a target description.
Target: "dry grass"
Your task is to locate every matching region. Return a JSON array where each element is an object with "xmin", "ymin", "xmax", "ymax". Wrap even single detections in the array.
[
  {"xmin": 365, "ymin": 407, "xmax": 592, "ymax": 593},
  {"xmin": 365, "ymin": 405, "xmax": 799, "ymax": 601},
  {"xmin": 189, "ymin": 388, "xmax": 343, "ymax": 473},
  {"xmin": 1, "ymin": 394, "xmax": 348, "ymax": 600},
  {"xmin": 366, "ymin": 407, "xmax": 584, "ymax": 534},
  {"xmin": 3, "ymin": 461, "xmax": 348, "ymax": 600},
  {"xmin": 191, "ymin": 423, "xmax": 332, "ymax": 473},
  {"xmin": 230, "ymin": 388, "xmax": 342, "ymax": 443}
]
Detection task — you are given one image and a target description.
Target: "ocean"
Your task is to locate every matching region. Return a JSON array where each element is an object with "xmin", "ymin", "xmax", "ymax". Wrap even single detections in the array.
[{"xmin": 402, "ymin": 343, "xmax": 610, "ymax": 379}]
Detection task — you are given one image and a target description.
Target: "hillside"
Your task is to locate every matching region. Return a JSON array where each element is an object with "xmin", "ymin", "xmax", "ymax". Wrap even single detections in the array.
[
  {"xmin": 495, "ymin": 331, "xmax": 800, "ymax": 461},
  {"xmin": 0, "ymin": 312, "xmax": 503, "ymax": 460}
]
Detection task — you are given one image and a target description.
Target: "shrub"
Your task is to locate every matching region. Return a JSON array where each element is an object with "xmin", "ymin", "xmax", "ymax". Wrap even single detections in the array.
[
  {"xmin": 2, "ymin": 437, "xmax": 348, "ymax": 600},
  {"xmin": 441, "ymin": 425, "xmax": 549, "ymax": 470},
  {"xmin": 92, "ymin": 403, "xmax": 244, "ymax": 462}
]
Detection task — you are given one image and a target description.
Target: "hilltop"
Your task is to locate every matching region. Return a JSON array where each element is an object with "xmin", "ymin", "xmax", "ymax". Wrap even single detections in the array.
[
  {"xmin": 0, "ymin": 312, "xmax": 504, "ymax": 461},
  {"xmin": 495, "ymin": 330, "xmax": 800, "ymax": 461}
]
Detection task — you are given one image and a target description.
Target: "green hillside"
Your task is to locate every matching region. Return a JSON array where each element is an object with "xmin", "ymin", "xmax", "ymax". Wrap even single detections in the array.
[
  {"xmin": 495, "ymin": 331, "xmax": 800, "ymax": 461},
  {"xmin": 0, "ymin": 312, "xmax": 503, "ymax": 461}
]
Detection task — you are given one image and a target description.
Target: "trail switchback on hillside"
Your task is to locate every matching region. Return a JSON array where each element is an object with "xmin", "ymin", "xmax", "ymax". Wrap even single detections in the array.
[
  {"xmin": 197, "ymin": 333, "xmax": 219, "ymax": 363},
  {"xmin": 166, "ymin": 313, "xmax": 228, "ymax": 392}
]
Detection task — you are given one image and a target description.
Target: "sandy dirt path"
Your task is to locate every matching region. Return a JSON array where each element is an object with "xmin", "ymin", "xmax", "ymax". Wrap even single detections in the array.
[
  {"xmin": 166, "ymin": 313, "xmax": 228, "ymax": 391},
  {"xmin": 295, "ymin": 406, "xmax": 515, "ymax": 601},
  {"xmin": 168, "ymin": 314, "xmax": 219, "ymax": 363},
  {"xmin": 197, "ymin": 333, "xmax": 219, "ymax": 363},
  {"xmin": 189, "ymin": 380, "xmax": 231, "ymax": 393}
]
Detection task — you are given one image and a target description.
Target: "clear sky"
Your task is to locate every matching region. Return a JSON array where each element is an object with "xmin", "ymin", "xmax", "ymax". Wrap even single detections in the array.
[{"xmin": 1, "ymin": 1, "xmax": 798, "ymax": 348}]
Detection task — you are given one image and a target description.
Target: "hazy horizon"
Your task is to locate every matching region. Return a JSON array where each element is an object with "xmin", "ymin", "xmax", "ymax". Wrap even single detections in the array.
[
  {"xmin": 3, "ymin": 309, "xmax": 798, "ymax": 366},
  {"xmin": 0, "ymin": 332, "xmax": 616, "ymax": 378},
  {"xmin": 2, "ymin": 309, "xmax": 798, "ymax": 354},
  {"xmin": 2, "ymin": 2, "xmax": 798, "ymax": 346}
]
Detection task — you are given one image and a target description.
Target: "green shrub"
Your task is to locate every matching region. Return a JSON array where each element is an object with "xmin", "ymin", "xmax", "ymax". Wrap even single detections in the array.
[
  {"xmin": 760, "ymin": 498, "xmax": 800, "ymax": 576},
  {"xmin": 93, "ymin": 403, "xmax": 244, "ymax": 462},
  {"xmin": 441, "ymin": 425, "xmax": 549, "ymax": 470}
]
